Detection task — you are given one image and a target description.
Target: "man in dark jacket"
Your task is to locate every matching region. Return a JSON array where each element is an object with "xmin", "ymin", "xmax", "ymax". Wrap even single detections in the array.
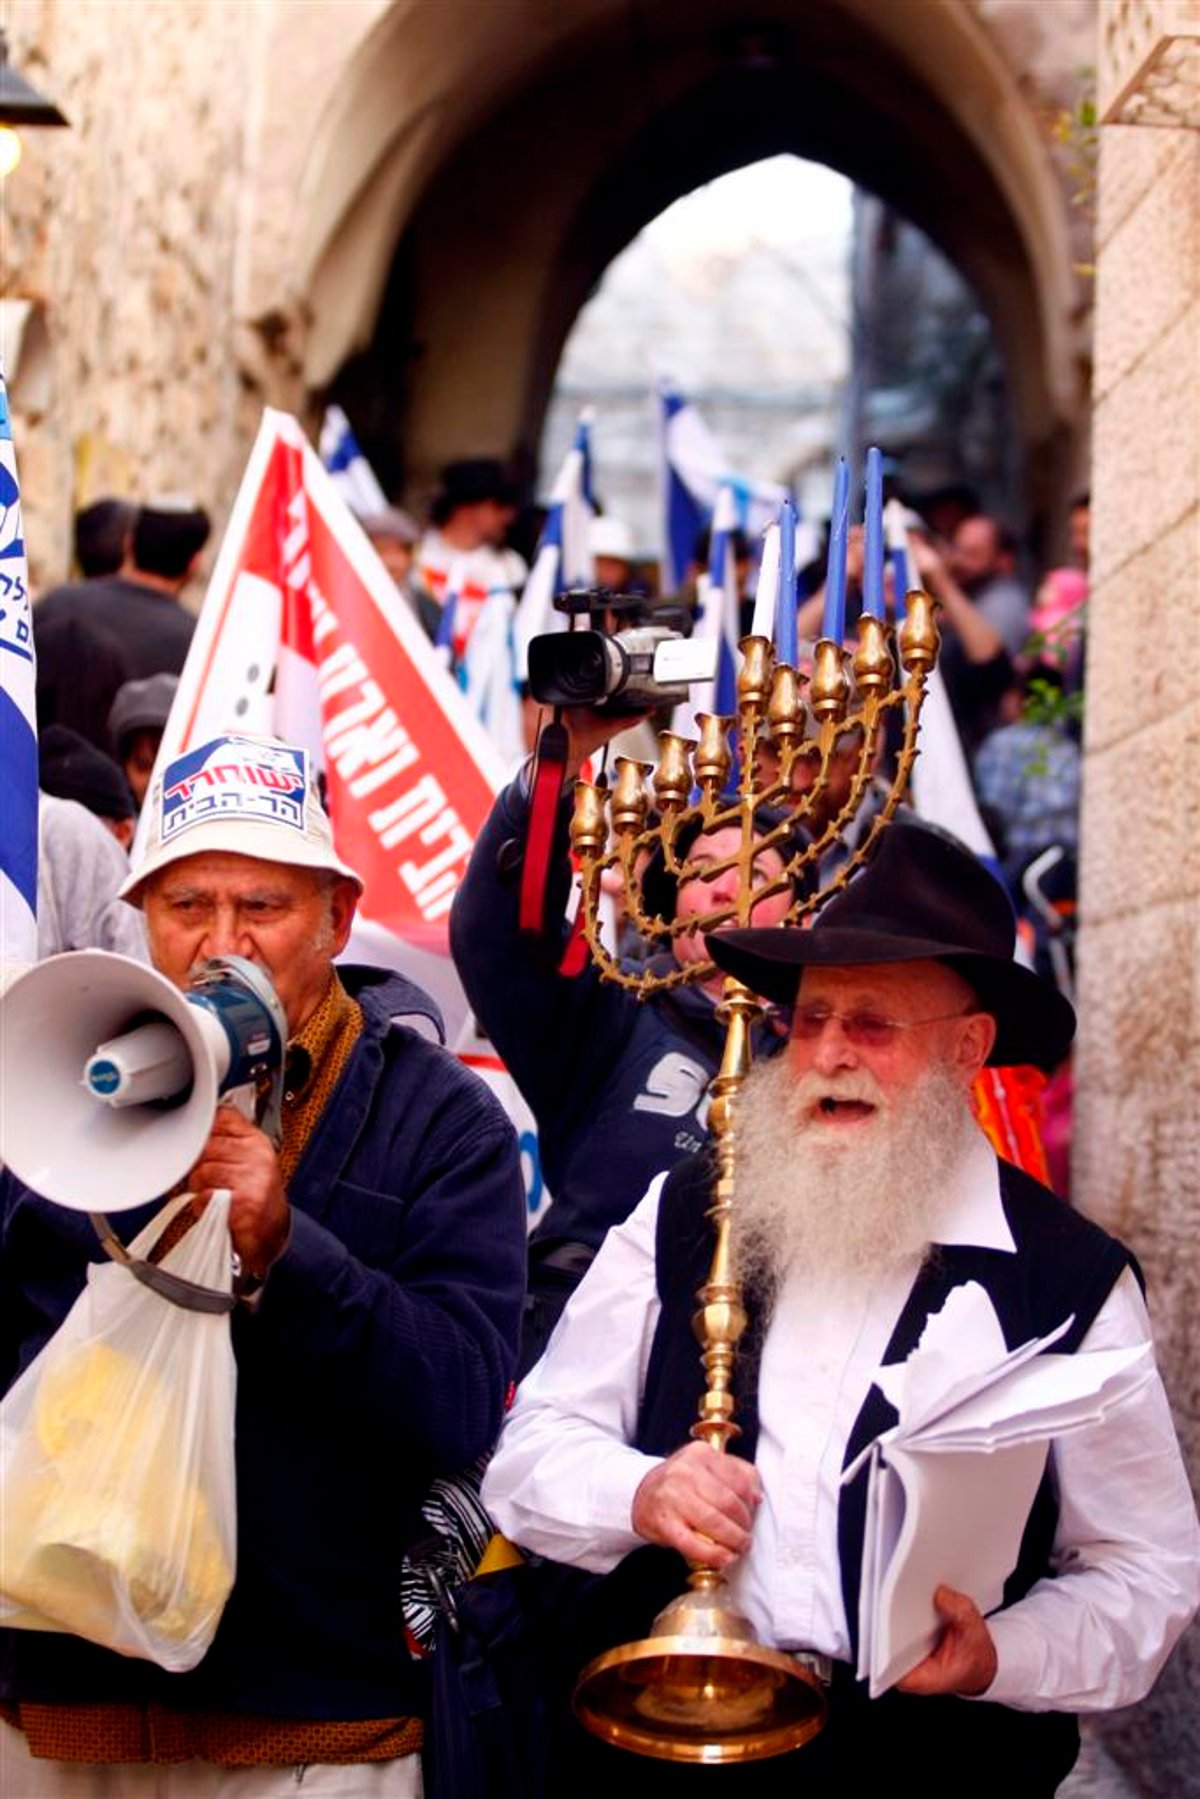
[
  {"xmin": 34, "ymin": 498, "xmax": 210, "ymax": 699},
  {"xmin": 0, "ymin": 733, "xmax": 527, "ymax": 1797},
  {"xmin": 451, "ymin": 714, "xmax": 795, "ymax": 1373}
]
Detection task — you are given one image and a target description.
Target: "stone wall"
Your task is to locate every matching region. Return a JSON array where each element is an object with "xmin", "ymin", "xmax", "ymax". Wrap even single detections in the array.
[
  {"xmin": 1, "ymin": 0, "xmax": 295, "ymax": 589},
  {"xmin": 3, "ymin": 0, "xmax": 1100, "ymax": 580},
  {"xmin": 1075, "ymin": 5, "xmax": 1200, "ymax": 1787}
]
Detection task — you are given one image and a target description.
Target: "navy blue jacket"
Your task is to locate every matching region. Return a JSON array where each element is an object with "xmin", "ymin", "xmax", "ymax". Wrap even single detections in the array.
[
  {"xmin": 451, "ymin": 779, "xmax": 784, "ymax": 1267},
  {"xmin": 0, "ymin": 966, "xmax": 527, "ymax": 1722}
]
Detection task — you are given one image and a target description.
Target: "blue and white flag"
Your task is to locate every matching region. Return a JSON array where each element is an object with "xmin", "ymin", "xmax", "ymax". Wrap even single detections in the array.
[
  {"xmin": 513, "ymin": 410, "xmax": 596, "ymax": 680},
  {"xmin": 319, "ymin": 404, "xmax": 388, "ymax": 517},
  {"xmin": 0, "ymin": 367, "xmax": 37, "ymax": 971},
  {"xmin": 657, "ymin": 382, "xmax": 788, "ymax": 594}
]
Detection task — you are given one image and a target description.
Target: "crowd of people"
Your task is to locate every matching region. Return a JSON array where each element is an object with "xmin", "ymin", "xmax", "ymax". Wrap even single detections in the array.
[{"xmin": 4, "ymin": 445, "xmax": 1195, "ymax": 1799}]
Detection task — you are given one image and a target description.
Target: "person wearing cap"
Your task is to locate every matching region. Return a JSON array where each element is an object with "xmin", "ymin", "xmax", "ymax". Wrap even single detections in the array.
[
  {"xmin": 355, "ymin": 505, "xmax": 441, "ymax": 640},
  {"xmin": 0, "ymin": 733, "xmax": 526, "ymax": 1796},
  {"xmin": 38, "ymin": 723, "xmax": 138, "ymax": 850},
  {"xmin": 35, "ymin": 497, "xmax": 210, "ymax": 686},
  {"xmin": 482, "ymin": 819, "xmax": 1199, "ymax": 1793},
  {"xmin": 107, "ymin": 672, "xmax": 179, "ymax": 812},
  {"xmin": 451, "ymin": 710, "xmax": 802, "ymax": 1375}
]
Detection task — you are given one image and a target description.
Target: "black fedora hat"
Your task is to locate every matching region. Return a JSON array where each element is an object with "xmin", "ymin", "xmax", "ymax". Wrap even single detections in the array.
[{"xmin": 705, "ymin": 819, "xmax": 1075, "ymax": 1070}]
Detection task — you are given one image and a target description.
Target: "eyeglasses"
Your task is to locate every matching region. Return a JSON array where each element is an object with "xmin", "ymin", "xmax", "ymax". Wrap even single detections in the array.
[{"xmin": 789, "ymin": 1003, "xmax": 973, "ymax": 1050}]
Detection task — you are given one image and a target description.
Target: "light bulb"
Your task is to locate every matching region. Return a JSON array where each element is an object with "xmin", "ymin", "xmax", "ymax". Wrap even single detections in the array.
[{"xmin": 0, "ymin": 126, "xmax": 22, "ymax": 178}]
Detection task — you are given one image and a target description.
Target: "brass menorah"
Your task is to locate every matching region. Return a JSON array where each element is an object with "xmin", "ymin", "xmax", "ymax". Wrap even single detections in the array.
[{"xmin": 570, "ymin": 594, "xmax": 940, "ymax": 1765}]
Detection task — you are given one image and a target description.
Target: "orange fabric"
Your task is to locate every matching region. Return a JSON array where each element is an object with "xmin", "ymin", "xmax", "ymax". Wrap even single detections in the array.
[
  {"xmin": 971, "ymin": 1065, "xmax": 1050, "ymax": 1184},
  {"xmin": 2, "ymin": 1700, "xmax": 421, "ymax": 1766}
]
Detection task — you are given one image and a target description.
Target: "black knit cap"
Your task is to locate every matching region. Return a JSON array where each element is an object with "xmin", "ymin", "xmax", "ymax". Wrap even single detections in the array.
[
  {"xmin": 39, "ymin": 724, "xmax": 135, "ymax": 822},
  {"xmin": 706, "ymin": 817, "xmax": 1075, "ymax": 1070}
]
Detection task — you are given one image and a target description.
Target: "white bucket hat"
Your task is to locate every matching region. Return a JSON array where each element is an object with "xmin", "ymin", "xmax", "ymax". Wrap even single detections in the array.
[
  {"xmin": 120, "ymin": 734, "xmax": 363, "ymax": 906},
  {"xmin": 588, "ymin": 515, "xmax": 635, "ymax": 563}
]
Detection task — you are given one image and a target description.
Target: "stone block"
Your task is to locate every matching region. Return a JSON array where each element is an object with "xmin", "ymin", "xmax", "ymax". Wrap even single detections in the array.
[
  {"xmin": 1084, "ymin": 507, "xmax": 1200, "ymax": 754},
  {"xmin": 1079, "ymin": 700, "xmax": 1200, "ymax": 922},
  {"xmin": 1096, "ymin": 124, "xmax": 1191, "ymax": 249},
  {"xmin": 1074, "ymin": 890, "xmax": 1200, "ymax": 1425},
  {"xmin": 1093, "ymin": 133, "xmax": 1200, "ymax": 401},
  {"xmin": 1074, "ymin": 900, "xmax": 1196, "ymax": 1113},
  {"xmin": 1090, "ymin": 301, "xmax": 1200, "ymax": 584}
]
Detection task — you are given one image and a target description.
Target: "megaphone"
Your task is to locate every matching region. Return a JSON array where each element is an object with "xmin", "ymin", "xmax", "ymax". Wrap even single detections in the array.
[{"xmin": 0, "ymin": 951, "xmax": 287, "ymax": 1214}]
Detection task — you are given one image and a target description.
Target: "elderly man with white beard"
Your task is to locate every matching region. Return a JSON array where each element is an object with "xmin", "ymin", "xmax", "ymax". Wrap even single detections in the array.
[{"xmin": 482, "ymin": 820, "xmax": 1200, "ymax": 1797}]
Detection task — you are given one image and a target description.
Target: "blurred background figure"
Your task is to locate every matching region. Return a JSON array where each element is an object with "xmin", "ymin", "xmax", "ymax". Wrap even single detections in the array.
[
  {"xmin": 72, "ymin": 496, "xmax": 136, "ymax": 578},
  {"xmin": 588, "ymin": 513, "xmax": 636, "ymax": 591},
  {"xmin": 35, "ymin": 500, "xmax": 213, "ymax": 737},
  {"xmin": 416, "ymin": 457, "xmax": 528, "ymax": 610},
  {"xmin": 107, "ymin": 672, "xmax": 179, "ymax": 813},
  {"xmin": 357, "ymin": 503, "xmax": 441, "ymax": 638},
  {"xmin": 37, "ymin": 724, "xmax": 137, "ymax": 850},
  {"xmin": 947, "ymin": 512, "xmax": 1031, "ymax": 656},
  {"xmin": 35, "ymin": 793, "xmax": 147, "ymax": 961}
]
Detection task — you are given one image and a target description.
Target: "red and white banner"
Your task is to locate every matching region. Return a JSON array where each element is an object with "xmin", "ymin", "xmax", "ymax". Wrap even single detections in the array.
[
  {"xmin": 149, "ymin": 410, "xmax": 506, "ymax": 958},
  {"xmin": 140, "ymin": 410, "xmax": 553, "ymax": 1213}
]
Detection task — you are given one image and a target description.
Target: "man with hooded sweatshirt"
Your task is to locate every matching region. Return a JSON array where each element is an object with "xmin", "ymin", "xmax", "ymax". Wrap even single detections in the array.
[{"xmin": 451, "ymin": 712, "xmax": 799, "ymax": 1374}]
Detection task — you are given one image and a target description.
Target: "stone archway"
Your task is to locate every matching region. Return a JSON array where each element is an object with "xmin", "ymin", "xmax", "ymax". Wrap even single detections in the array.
[{"xmin": 290, "ymin": 0, "xmax": 1089, "ymax": 527}]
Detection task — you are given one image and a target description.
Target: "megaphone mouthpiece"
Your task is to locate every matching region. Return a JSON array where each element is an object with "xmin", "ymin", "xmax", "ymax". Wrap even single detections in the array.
[{"xmin": 84, "ymin": 1020, "xmax": 195, "ymax": 1109}]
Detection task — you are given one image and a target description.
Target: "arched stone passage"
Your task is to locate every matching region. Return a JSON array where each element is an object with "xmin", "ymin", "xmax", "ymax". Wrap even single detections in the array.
[{"xmin": 293, "ymin": 0, "xmax": 1087, "ymax": 523}]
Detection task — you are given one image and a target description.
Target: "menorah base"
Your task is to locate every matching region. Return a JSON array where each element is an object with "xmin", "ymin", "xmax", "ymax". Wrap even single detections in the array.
[{"xmin": 573, "ymin": 1576, "xmax": 828, "ymax": 1764}]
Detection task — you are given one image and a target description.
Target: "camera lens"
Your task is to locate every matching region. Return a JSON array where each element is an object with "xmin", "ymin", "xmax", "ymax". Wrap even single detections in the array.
[{"xmin": 527, "ymin": 632, "xmax": 615, "ymax": 707}]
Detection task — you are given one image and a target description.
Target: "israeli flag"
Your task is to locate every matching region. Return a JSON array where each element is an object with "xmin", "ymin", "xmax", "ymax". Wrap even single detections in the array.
[
  {"xmin": 0, "ymin": 367, "xmax": 37, "ymax": 971},
  {"xmin": 513, "ymin": 410, "xmax": 596, "ymax": 680},
  {"xmin": 319, "ymin": 404, "xmax": 388, "ymax": 517},
  {"xmin": 657, "ymin": 382, "xmax": 788, "ymax": 594}
]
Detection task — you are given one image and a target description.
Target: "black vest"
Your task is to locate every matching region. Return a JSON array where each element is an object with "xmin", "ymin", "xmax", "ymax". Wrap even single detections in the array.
[{"xmin": 562, "ymin": 1151, "xmax": 1135, "ymax": 1795}]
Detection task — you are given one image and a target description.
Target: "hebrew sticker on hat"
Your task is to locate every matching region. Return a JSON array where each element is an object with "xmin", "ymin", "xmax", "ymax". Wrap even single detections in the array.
[{"xmin": 120, "ymin": 734, "xmax": 363, "ymax": 905}]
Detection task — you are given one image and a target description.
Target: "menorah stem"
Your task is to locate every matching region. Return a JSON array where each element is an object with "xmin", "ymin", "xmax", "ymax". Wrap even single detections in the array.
[{"xmin": 690, "ymin": 976, "xmax": 759, "ymax": 1463}]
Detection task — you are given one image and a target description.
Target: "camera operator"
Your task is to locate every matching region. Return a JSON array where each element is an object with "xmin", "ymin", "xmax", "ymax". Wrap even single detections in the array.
[{"xmin": 450, "ymin": 703, "xmax": 801, "ymax": 1376}]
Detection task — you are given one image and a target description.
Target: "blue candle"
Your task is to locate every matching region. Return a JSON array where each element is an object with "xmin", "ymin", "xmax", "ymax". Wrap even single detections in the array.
[
  {"xmin": 821, "ymin": 458, "xmax": 850, "ymax": 643},
  {"xmin": 863, "ymin": 446, "xmax": 886, "ymax": 621},
  {"xmin": 775, "ymin": 497, "xmax": 798, "ymax": 667}
]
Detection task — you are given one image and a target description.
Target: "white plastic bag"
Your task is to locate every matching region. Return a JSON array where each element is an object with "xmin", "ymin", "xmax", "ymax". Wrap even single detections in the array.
[{"xmin": 0, "ymin": 1191, "xmax": 237, "ymax": 1671}]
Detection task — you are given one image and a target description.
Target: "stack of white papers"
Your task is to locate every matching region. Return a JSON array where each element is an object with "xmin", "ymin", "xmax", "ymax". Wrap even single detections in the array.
[{"xmin": 843, "ymin": 1281, "xmax": 1153, "ymax": 1697}]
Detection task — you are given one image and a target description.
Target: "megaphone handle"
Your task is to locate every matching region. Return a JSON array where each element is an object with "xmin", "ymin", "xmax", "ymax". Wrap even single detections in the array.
[
  {"xmin": 220, "ymin": 1079, "xmax": 283, "ymax": 1149},
  {"xmin": 88, "ymin": 1212, "xmax": 237, "ymax": 1315}
]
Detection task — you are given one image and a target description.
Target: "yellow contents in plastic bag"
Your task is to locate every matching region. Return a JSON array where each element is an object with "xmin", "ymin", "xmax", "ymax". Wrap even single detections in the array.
[
  {"xmin": 0, "ymin": 1193, "xmax": 238, "ymax": 1672},
  {"xmin": 1, "ymin": 1338, "xmax": 232, "ymax": 1654}
]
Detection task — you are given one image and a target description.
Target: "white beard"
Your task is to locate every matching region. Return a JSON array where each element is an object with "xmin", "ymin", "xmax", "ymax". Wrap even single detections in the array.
[{"xmin": 728, "ymin": 1049, "xmax": 980, "ymax": 1305}]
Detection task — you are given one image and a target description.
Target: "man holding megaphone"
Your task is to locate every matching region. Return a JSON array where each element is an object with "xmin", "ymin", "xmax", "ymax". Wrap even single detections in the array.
[{"xmin": 0, "ymin": 734, "xmax": 527, "ymax": 1798}]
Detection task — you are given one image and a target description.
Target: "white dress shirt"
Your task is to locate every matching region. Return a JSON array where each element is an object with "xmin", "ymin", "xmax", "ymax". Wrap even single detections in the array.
[{"xmin": 483, "ymin": 1131, "xmax": 1200, "ymax": 1712}]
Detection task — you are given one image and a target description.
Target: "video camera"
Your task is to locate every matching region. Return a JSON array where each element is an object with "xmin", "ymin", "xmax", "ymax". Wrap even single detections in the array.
[{"xmin": 527, "ymin": 589, "xmax": 718, "ymax": 717}]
